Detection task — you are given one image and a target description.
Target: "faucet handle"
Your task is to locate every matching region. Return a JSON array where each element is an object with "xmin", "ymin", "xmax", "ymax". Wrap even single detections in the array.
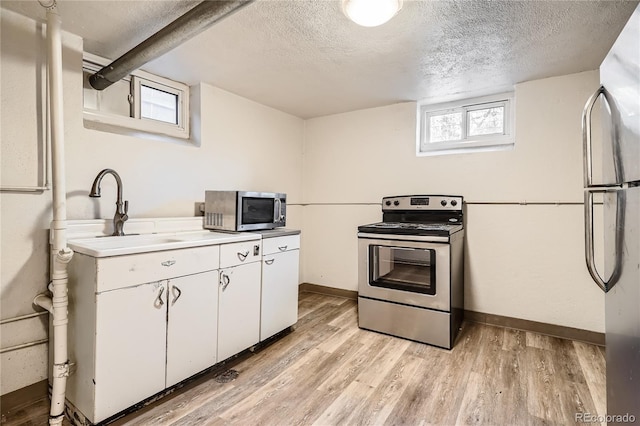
[{"xmin": 122, "ymin": 200, "xmax": 129, "ymax": 222}]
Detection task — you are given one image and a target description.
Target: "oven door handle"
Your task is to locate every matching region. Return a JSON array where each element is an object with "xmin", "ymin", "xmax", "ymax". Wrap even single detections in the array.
[{"xmin": 357, "ymin": 232, "xmax": 450, "ymax": 244}]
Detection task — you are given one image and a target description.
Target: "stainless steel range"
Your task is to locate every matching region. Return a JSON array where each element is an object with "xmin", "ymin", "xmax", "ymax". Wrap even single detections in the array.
[{"xmin": 357, "ymin": 195, "xmax": 464, "ymax": 349}]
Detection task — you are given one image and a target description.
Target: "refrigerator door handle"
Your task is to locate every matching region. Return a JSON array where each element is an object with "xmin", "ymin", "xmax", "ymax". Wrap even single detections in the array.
[
  {"xmin": 584, "ymin": 188, "xmax": 624, "ymax": 292},
  {"xmin": 582, "ymin": 85, "xmax": 618, "ymax": 188}
]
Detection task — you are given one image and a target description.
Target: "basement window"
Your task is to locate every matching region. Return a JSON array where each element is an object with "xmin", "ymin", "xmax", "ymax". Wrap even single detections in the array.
[
  {"xmin": 417, "ymin": 93, "xmax": 515, "ymax": 156},
  {"xmin": 82, "ymin": 53, "xmax": 189, "ymax": 140}
]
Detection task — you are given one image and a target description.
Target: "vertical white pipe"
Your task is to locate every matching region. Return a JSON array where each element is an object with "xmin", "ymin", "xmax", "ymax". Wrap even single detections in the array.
[
  {"xmin": 47, "ymin": 5, "xmax": 66, "ymax": 251},
  {"xmin": 35, "ymin": 2, "xmax": 74, "ymax": 425}
]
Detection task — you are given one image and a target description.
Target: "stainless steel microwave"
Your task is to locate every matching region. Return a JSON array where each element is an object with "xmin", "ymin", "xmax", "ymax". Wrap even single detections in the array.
[{"xmin": 204, "ymin": 191, "xmax": 286, "ymax": 231}]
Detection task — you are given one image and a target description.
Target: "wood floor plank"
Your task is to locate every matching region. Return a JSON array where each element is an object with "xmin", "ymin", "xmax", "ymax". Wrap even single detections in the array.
[
  {"xmin": 316, "ymin": 330, "xmax": 391, "ymax": 393},
  {"xmin": 525, "ymin": 332, "xmax": 555, "ymax": 350},
  {"xmin": 215, "ymin": 348, "xmax": 334, "ymax": 423},
  {"xmin": 316, "ymin": 323, "xmax": 360, "ymax": 354},
  {"xmin": 344, "ymin": 354, "xmax": 425, "ymax": 425},
  {"xmin": 115, "ymin": 378, "xmax": 235, "ymax": 425},
  {"xmin": 573, "ymin": 340, "xmax": 607, "ymax": 419},
  {"xmin": 524, "ymin": 346, "xmax": 566, "ymax": 423},
  {"xmin": 502, "ymin": 328, "xmax": 526, "ymax": 352},
  {"xmin": 455, "ymin": 325, "xmax": 530, "ymax": 425},
  {"xmin": 290, "ymin": 332, "xmax": 398, "ymax": 424},
  {"xmin": 327, "ymin": 301, "xmax": 358, "ymax": 329},
  {"xmin": 353, "ymin": 335, "xmax": 411, "ymax": 388},
  {"xmin": 218, "ymin": 337, "xmax": 365, "ymax": 425},
  {"xmin": 311, "ymin": 380, "xmax": 374, "ymax": 426}
]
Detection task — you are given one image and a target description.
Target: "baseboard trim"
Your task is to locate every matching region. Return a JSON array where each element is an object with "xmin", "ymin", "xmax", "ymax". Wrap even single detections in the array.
[
  {"xmin": 299, "ymin": 282, "xmax": 605, "ymax": 346},
  {"xmin": 0, "ymin": 379, "xmax": 48, "ymax": 417},
  {"xmin": 465, "ymin": 310, "xmax": 605, "ymax": 346},
  {"xmin": 299, "ymin": 283, "xmax": 357, "ymax": 300}
]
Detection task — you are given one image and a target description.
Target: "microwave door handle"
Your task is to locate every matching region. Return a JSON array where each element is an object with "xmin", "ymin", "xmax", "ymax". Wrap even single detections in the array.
[{"xmin": 274, "ymin": 198, "xmax": 281, "ymax": 223}]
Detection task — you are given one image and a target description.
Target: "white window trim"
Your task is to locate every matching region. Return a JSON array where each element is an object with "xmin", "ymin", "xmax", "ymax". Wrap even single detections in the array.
[
  {"xmin": 132, "ymin": 75, "xmax": 186, "ymax": 127},
  {"xmin": 417, "ymin": 92, "xmax": 515, "ymax": 156},
  {"xmin": 82, "ymin": 52, "xmax": 190, "ymax": 140}
]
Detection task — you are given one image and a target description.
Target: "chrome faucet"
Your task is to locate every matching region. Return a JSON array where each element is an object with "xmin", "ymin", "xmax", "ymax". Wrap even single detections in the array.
[{"xmin": 89, "ymin": 168, "xmax": 129, "ymax": 236}]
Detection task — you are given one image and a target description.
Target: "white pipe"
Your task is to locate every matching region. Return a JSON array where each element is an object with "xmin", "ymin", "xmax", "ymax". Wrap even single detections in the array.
[
  {"xmin": 0, "ymin": 311, "xmax": 49, "ymax": 324},
  {"xmin": 0, "ymin": 185, "xmax": 50, "ymax": 192},
  {"xmin": 32, "ymin": 2, "xmax": 74, "ymax": 425},
  {"xmin": 0, "ymin": 339, "xmax": 49, "ymax": 354},
  {"xmin": 33, "ymin": 294, "xmax": 53, "ymax": 314}
]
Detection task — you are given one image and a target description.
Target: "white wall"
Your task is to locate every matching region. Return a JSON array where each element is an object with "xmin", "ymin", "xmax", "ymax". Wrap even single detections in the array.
[
  {"xmin": 0, "ymin": 9, "xmax": 303, "ymax": 395},
  {"xmin": 302, "ymin": 70, "xmax": 605, "ymax": 333}
]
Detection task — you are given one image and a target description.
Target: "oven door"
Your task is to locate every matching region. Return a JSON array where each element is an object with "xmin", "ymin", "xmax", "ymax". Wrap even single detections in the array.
[{"xmin": 358, "ymin": 235, "xmax": 450, "ymax": 312}]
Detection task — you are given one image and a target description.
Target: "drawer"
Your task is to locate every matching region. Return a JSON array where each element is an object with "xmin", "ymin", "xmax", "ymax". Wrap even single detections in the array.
[
  {"xmin": 220, "ymin": 240, "xmax": 262, "ymax": 268},
  {"xmin": 96, "ymin": 245, "xmax": 220, "ymax": 292},
  {"xmin": 263, "ymin": 235, "xmax": 300, "ymax": 255}
]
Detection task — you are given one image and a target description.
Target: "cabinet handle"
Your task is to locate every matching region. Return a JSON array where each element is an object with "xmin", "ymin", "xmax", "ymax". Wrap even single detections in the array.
[
  {"xmin": 265, "ymin": 258, "xmax": 275, "ymax": 265},
  {"xmin": 237, "ymin": 251, "xmax": 249, "ymax": 261},
  {"xmin": 278, "ymin": 245, "xmax": 288, "ymax": 252},
  {"xmin": 221, "ymin": 273, "xmax": 231, "ymax": 292},
  {"xmin": 171, "ymin": 285, "xmax": 182, "ymax": 305},
  {"xmin": 161, "ymin": 260, "xmax": 176, "ymax": 267},
  {"xmin": 154, "ymin": 286, "xmax": 165, "ymax": 308}
]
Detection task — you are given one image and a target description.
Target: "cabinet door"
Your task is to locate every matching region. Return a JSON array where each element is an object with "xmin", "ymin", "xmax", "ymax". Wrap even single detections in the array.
[
  {"xmin": 94, "ymin": 282, "xmax": 167, "ymax": 423},
  {"xmin": 261, "ymin": 249, "xmax": 300, "ymax": 341},
  {"xmin": 166, "ymin": 270, "xmax": 219, "ymax": 387},
  {"xmin": 218, "ymin": 262, "xmax": 261, "ymax": 361}
]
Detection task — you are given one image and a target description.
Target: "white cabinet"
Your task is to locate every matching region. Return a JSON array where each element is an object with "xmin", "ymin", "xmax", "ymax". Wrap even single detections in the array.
[
  {"xmin": 260, "ymin": 234, "xmax": 300, "ymax": 341},
  {"xmin": 94, "ymin": 281, "xmax": 167, "ymax": 421},
  {"xmin": 217, "ymin": 241, "xmax": 262, "ymax": 361},
  {"xmin": 64, "ymin": 231, "xmax": 301, "ymax": 424},
  {"xmin": 92, "ymin": 271, "xmax": 219, "ymax": 419},
  {"xmin": 166, "ymin": 271, "xmax": 218, "ymax": 387},
  {"xmin": 66, "ymin": 246, "xmax": 220, "ymax": 424}
]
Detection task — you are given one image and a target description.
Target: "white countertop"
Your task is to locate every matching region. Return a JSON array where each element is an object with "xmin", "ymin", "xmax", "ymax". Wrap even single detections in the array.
[{"xmin": 68, "ymin": 230, "xmax": 261, "ymax": 258}]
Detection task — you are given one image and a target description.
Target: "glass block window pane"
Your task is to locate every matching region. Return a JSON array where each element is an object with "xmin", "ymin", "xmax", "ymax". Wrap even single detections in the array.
[
  {"xmin": 429, "ymin": 112, "xmax": 463, "ymax": 143},
  {"xmin": 468, "ymin": 106, "xmax": 504, "ymax": 136},
  {"xmin": 140, "ymin": 85, "xmax": 178, "ymax": 124}
]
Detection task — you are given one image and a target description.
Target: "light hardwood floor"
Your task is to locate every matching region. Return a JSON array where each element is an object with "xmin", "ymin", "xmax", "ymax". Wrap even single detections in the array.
[{"xmin": 2, "ymin": 291, "xmax": 606, "ymax": 425}]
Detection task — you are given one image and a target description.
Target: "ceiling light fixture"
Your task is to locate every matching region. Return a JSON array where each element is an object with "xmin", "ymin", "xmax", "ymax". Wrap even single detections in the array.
[{"xmin": 341, "ymin": 0, "xmax": 403, "ymax": 27}]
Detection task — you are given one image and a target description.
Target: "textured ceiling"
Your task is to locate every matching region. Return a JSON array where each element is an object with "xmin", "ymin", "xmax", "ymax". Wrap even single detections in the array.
[{"xmin": 2, "ymin": 0, "xmax": 638, "ymax": 118}]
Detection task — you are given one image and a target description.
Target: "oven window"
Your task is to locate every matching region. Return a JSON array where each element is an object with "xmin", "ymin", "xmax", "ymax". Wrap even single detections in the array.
[
  {"xmin": 241, "ymin": 197, "xmax": 275, "ymax": 224},
  {"xmin": 369, "ymin": 245, "xmax": 436, "ymax": 295}
]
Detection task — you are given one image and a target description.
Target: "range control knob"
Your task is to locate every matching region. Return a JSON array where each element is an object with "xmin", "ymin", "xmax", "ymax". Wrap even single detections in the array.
[
  {"xmin": 393, "ymin": 200, "xmax": 400, "ymax": 206},
  {"xmin": 441, "ymin": 200, "xmax": 447, "ymax": 206},
  {"xmin": 451, "ymin": 200, "xmax": 458, "ymax": 207},
  {"xmin": 385, "ymin": 200, "xmax": 391, "ymax": 206}
]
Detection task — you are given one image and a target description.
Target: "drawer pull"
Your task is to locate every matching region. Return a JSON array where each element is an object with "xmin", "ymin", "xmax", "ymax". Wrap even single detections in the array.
[
  {"xmin": 237, "ymin": 251, "xmax": 249, "ymax": 261},
  {"xmin": 278, "ymin": 245, "xmax": 288, "ymax": 251},
  {"xmin": 265, "ymin": 258, "xmax": 275, "ymax": 265},
  {"xmin": 154, "ymin": 286, "xmax": 165, "ymax": 308},
  {"xmin": 161, "ymin": 260, "xmax": 176, "ymax": 267}
]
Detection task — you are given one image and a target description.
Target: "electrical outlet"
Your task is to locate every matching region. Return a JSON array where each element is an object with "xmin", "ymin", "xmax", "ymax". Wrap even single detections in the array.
[{"xmin": 194, "ymin": 202, "xmax": 205, "ymax": 216}]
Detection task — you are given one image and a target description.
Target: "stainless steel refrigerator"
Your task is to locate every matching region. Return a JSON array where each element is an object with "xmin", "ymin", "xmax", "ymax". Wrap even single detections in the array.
[{"xmin": 582, "ymin": 4, "xmax": 640, "ymax": 421}]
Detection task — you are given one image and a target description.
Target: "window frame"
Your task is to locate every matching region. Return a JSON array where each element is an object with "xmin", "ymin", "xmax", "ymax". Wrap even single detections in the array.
[
  {"xmin": 82, "ymin": 53, "xmax": 190, "ymax": 140},
  {"xmin": 417, "ymin": 92, "xmax": 515, "ymax": 156},
  {"xmin": 132, "ymin": 75, "xmax": 185, "ymax": 127}
]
